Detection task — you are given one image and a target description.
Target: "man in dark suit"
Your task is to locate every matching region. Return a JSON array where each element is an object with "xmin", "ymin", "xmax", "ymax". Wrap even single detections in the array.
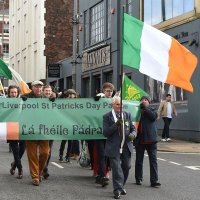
[
  {"xmin": 134, "ymin": 96, "xmax": 161, "ymax": 188},
  {"xmin": 103, "ymin": 95, "xmax": 136, "ymax": 199}
]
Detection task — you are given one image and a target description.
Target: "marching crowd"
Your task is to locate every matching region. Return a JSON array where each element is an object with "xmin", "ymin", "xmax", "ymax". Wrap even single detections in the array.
[{"xmin": 5, "ymin": 80, "xmax": 177, "ymax": 199}]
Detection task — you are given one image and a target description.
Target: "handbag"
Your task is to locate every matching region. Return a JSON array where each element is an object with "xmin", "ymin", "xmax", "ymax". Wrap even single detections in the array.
[{"xmin": 79, "ymin": 141, "xmax": 91, "ymax": 168}]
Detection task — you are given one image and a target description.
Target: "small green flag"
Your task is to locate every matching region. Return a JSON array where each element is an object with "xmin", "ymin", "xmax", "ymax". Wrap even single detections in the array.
[{"xmin": 122, "ymin": 74, "xmax": 149, "ymax": 101}]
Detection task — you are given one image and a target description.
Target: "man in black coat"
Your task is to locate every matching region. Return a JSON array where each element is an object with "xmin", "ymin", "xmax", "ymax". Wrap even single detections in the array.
[
  {"xmin": 134, "ymin": 96, "xmax": 161, "ymax": 188},
  {"xmin": 103, "ymin": 95, "xmax": 136, "ymax": 199}
]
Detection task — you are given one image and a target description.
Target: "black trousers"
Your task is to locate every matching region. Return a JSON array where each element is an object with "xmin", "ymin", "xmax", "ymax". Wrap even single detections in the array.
[
  {"xmin": 162, "ymin": 117, "xmax": 172, "ymax": 139},
  {"xmin": 44, "ymin": 140, "xmax": 54, "ymax": 172},
  {"xmin": 135, "ymin": 143, "xmax": 158, "ymax": 184},
  {"xmin": 59, "ymin": 140, "xmax": 72, "ymax": 158},
  {"xmin": 71, "ymin": 140, "xmax": 80, "ymax": 155},
  {"xmin": 96, "ymin": 139, "xmax": 107, "ymax": 177},
  {"xmin": 9, "ymin": 140, "xmax": 26, "ymax": 170},
  {"xmin": 86, "ymin": 140, "xmax": 94, "ymax": 169}
]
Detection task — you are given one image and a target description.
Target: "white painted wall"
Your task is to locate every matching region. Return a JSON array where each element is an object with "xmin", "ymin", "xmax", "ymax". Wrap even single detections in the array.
[
  {"xmin": 0, "ymin": 13, "xmax": 9, "ymax": 65},
  {"xmin": 9, "ymin": 0, "xmax": 46, "ymax": 83}
]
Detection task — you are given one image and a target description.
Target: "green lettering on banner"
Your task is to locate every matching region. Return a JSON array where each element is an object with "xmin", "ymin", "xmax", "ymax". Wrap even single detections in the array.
[{"xmin": 0, "ymin": 98, "xmax": 140, "ymax": 140}]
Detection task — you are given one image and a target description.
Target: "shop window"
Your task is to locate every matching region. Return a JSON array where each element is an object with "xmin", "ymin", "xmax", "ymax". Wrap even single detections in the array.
[
  {"xmin": 104, "ymin": 72, "xmax": 113, "ymax": 83},
  {"xmin": 66, "ymin": 76, "xmax": 72, "ymax": 89},
  {"xmin": 82, "ymin": 77, "xmax": 90, "ymax": 97},
  {"xmin": 58, "ymin": 78, "xmax": 64, "ymax": 92},
  {"xmin": 145, "ymin": 77, "xmax": 187, "ymax": 103},
  {"xmin": 93, "ymin": 75, "xmax": 101, "ymax": 95}
]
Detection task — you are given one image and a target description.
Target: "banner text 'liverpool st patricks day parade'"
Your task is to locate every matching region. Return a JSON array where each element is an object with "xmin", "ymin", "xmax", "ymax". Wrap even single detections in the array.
[{"xmin": 0, "ymin": 98, "xmax": 140, "ymax": 140}]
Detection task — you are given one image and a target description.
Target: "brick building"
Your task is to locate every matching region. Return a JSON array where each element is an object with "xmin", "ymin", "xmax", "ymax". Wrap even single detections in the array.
[{"xmin": 44, "ymin": 0, "xmax": 73, "ymax": 72}]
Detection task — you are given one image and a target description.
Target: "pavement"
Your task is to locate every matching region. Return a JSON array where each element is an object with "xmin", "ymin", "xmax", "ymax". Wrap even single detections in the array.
[{"xmin": 157, "ymin": 138, "xmax": 200, "ymax": 153}]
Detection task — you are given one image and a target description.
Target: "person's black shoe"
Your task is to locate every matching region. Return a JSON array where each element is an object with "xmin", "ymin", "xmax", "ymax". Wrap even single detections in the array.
[
  {"xmin": 151, "ymin": 182, "xmax": 161, "ymax": 188},
  {"xmin": 136, "ymin": 180, "xmax": 142, "ymax": 185},
  {"xmin": 66, "ymin": 159, "xmax": 72, "ymax": 164},
  {"xmin": 17, "ymin": 168, "xmax": 23, "ymax": 179},
  {"xmin": 43, "ymin": 170, "xmax": 50, "ymax": 179},
  {"xmin": 114, "ymin": 190, "xmax": 121, "ymax": 199},
  {"xmin": 59, "ymin": 156, "xmax": 63, "ymax": 162},
  {"xmin": 101, "ymin": 177, "xmax": 109, "ymax": 187},
  {"xmin": 120, "ymin": 189, "xmax": 127, "ymax": 195},
  {"xmin": 10, "ymin": 162, "xmax": 16, "ymax": 175},
  {"xmin": 95, "ymin": 175, "xmax": 101, "ymax": 184},
  {"xmin": 65, "ymin": 157, "xmax": 72, "ymax": 164}
]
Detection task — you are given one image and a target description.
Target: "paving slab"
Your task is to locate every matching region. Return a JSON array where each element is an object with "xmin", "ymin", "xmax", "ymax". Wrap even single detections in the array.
[{"xmin": 157, "ymin": 139, "xmax": 200, "ymax": 153}]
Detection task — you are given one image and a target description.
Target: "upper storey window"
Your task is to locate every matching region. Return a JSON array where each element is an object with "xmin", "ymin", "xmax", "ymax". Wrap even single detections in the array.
[{"xmin": 144, "ymin": 0, "xmax": 195, "ymax": 25}]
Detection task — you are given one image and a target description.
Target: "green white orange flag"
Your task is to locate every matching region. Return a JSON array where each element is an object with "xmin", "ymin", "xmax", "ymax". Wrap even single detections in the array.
[
  {"xmin": 0, "ymin": 59, "xmax": 31, "ymax": 94},
  {"xmin": 0, "ymin": 122, "xmax": 19, "ymax": 140},
  {"xmin": 122, "ymin": 13, "xmax": 198, "ymax": 92},
  {"xmin": 122, "ymin": 74, "xmax": 149, "ymax": 101}
]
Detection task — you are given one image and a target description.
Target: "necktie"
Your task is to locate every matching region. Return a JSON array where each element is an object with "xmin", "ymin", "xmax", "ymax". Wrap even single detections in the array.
[{"xmin": 116, "ymin": 113, "xmax": 120, "ymax": 119}]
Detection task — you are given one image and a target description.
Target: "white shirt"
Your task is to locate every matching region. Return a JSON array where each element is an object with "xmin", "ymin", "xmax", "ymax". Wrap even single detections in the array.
[{"xmin": 166, "ymin": 102, "xmax": 172, "ymax": 118}]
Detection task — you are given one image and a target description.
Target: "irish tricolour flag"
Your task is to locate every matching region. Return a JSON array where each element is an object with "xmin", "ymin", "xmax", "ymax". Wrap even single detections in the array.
[
  {"xmin": 0, "ymin": 59, "xmax": 31, "ymax": 94},
  {"xmin": 123, "ymin": 13, "xmax": 197, "ymax": 92},
  {"xmin": 0, "ymin": 122, "xmax": 19, "ymax": 140}
]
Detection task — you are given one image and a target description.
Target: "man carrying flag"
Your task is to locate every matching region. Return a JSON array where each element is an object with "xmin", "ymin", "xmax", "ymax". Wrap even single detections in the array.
[{"xmin": 103, "ymin": 95, "xmax": 136, "ymax": 199}]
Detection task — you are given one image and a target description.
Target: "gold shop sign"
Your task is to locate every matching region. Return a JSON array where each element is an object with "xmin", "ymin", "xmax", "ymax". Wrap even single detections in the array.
[{"xmin": 82, "ymin": 45, "xmax": 110, "ymax": 72}]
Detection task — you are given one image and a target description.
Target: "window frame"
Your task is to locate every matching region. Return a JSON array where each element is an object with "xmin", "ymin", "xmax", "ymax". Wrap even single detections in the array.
[
  {"xmin": 90, "ymin": 1, "xmax": 105, "ymax": 45},
  {"xmin": 106, "ymin": 0, "xmax": 111, "ymax": 38},
  {"xmin": 142, "ymin": 0, "xmax": 196, "ymax": 28}
]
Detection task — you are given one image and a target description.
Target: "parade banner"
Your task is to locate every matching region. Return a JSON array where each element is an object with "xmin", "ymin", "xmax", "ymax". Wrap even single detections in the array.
[{"xmin": 0, "ymin": 98, "xmax": 140, "ymax": 140}]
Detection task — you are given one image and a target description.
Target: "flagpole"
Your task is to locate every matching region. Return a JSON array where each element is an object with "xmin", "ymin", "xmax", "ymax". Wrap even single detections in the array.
[
  {"xmin": 118, "ymin": 3, "xmax": 126, "ymax": 154},
  {"xmin": 120, "ymin": 5, "xmax": 125, "ymax": 118},
  {"xmin": 0, "ymin": 79, "xmax": 5, "ymax": 96}
]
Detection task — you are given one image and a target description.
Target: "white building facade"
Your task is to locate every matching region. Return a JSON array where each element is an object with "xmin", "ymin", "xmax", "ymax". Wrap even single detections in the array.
[
  {"xmin": 0, "ymin": 8, "xmax": 9, "ymax": 65},
  {"xmin": 9, "ymin": 0, "xmax": 46, "ymax": 83}
]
